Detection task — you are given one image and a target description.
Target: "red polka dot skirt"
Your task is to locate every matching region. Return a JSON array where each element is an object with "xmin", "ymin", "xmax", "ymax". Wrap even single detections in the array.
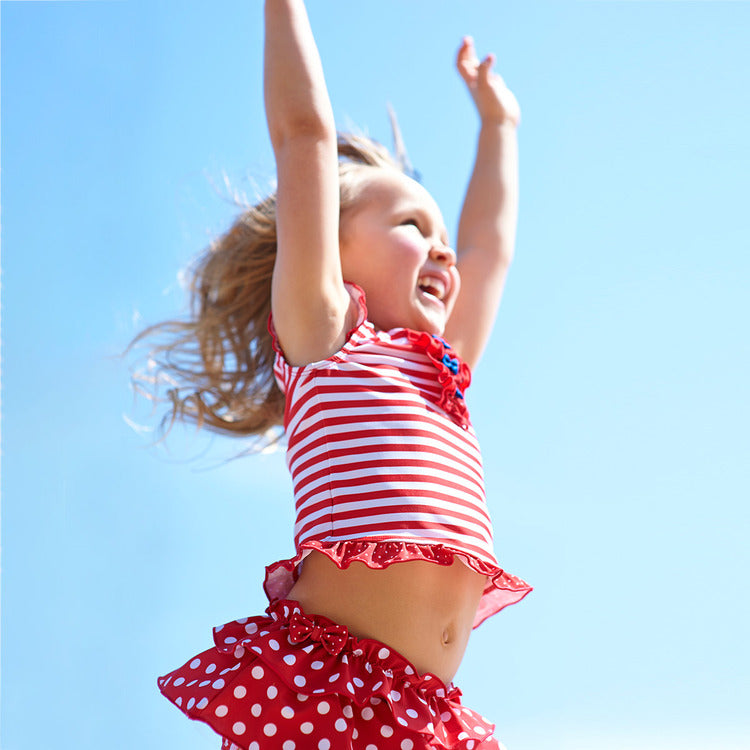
[{"xmin": 158, "ymin": 599, "xmax": 502, "ymax": 749}]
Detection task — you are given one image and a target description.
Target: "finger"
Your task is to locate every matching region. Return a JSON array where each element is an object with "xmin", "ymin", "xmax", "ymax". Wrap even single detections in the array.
[
  {"xmin": 477, "ymin": 53, "xmax": 496, "ymax": 87},
  {"xmin": 456, "ymin": 36, "xmax": 476, "ymax": 69}
]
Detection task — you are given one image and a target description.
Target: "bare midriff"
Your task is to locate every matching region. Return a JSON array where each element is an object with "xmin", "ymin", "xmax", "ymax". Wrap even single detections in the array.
[{"xmin": 286, "ymin": 550, "xmax": 487, "ymax": 685}]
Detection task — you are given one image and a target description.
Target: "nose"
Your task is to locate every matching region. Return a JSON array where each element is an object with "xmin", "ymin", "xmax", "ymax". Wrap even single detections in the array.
[{"xmin": 429, "ymin": 243, "xmax": 456, "ymax": 267}]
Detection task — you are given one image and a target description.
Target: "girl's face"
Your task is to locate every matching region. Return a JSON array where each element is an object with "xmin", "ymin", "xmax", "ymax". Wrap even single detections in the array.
[{"xmin": 339, "ymin": 169, "xmax": 460, "ymax": 335}]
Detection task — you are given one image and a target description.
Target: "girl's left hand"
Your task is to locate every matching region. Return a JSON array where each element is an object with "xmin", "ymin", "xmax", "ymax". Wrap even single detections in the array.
[{"xmin": 456, "ymin": 36, "xmax": 520, "ymax": 128}]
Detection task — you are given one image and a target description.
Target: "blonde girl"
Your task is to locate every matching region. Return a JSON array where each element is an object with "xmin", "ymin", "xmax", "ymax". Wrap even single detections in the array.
[{"xmin": 150, "ymin": 1, "xmax": 531, "ymax": 747}]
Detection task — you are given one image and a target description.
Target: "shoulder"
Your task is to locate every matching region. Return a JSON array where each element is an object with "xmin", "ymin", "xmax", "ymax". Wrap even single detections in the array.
[{"xmin": 270, "ymin": 282, "xmax": 375, "ymax": 374}]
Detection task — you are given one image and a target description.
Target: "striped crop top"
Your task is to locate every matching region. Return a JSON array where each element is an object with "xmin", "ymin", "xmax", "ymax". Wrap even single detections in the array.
[{"xmin": 264, "ymin": 283, "xmax": 531, "ymax": 628}]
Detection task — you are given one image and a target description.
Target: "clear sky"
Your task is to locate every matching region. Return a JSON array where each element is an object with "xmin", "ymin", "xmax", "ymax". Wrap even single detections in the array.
[{"xmin": 2, "ymin": 1, "xmax": 749, "ymax": 749}]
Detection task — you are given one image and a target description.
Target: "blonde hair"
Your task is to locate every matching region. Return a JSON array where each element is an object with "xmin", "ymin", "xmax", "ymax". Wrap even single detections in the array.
[{"xmin": 131, "ymin": 133, "xmax": 406, "ymax": 443}]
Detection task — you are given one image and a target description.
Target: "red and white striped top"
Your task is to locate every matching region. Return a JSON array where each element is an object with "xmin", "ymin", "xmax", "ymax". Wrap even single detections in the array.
[{"xmin": 269, "ymin": 284, "xmax": 531, "ymax": 627}]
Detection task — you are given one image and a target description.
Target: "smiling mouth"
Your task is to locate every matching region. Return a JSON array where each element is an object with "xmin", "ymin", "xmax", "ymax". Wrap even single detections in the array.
[{"xmin": 417, "ymin": 276, "xmax": 447, "ymax": 301}]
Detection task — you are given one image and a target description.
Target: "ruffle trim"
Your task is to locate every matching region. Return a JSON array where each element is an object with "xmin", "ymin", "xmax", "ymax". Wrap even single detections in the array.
[
  {"xmin": 264, "ymin": 540, "xmax": 532, "ymax": 629},
  {"xmin": 158, "ymin": 599, "xmax": 497, "ymax": 750},
  {"xmin": 405, "ymin": 330, "xmax": 472, "ymax": 429}
]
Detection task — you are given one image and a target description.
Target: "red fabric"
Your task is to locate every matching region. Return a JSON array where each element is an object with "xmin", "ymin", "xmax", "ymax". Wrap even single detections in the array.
[
  {"xmin": 266, "ymin": 282, "xmax": 532, "ymax": 629},
  {"xmin": 159, "ymin": 599, "xmax": 502, "ymax": 750}
]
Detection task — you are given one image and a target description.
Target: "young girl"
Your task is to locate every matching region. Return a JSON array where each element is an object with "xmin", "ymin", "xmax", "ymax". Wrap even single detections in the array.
[{"xmin": 149, "ymin": 1, "xmax": 531, "ymax": 748}]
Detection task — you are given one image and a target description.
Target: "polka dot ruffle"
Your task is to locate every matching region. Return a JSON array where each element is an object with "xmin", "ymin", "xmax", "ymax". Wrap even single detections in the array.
[
  {"xmin": 264, "ymin": 540, "xmax": 532, "ymax": 629},
  {"xmin": 158, "ymin": 599, "xmax": 500, "ymax": 750}
]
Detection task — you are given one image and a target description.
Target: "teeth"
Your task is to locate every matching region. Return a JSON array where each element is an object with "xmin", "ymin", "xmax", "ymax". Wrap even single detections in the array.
[{"xmin": 418, "ymin": 276, "xmax": 446, "ymax": 301}]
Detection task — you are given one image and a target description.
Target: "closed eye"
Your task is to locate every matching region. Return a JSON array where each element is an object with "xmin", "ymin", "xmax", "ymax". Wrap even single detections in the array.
[{"xmin": 400, "ymin": 218, "xmax": 422, "ymax": 232}]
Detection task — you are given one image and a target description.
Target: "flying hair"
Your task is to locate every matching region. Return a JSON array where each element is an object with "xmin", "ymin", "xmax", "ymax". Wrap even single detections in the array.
[{"xmin": 130, "ymin": 130, "xmax": 414, "ymax": 446}]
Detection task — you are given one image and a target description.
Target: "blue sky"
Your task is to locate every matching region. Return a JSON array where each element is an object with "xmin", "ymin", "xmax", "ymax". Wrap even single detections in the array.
[{"xmin": 2, "ymin": 1, "xmax": 749, "ymax": 749}]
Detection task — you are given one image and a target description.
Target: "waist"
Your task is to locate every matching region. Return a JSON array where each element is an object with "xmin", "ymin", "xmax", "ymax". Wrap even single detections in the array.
[{"xmin": 286, "ymin": 550, "xmax": 487, "ymax": 685}]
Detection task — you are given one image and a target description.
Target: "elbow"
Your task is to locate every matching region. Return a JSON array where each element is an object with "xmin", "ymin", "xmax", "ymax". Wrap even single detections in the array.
[{"xmin": 267, "ymin": 110, "xmax": 336, "ymax": 154}]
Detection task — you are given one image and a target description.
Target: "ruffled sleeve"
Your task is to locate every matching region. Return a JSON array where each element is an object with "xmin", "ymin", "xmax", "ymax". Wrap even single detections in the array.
[{"xmin": 267, "ymin": 282, "xmax": 369, "ymax": 394}]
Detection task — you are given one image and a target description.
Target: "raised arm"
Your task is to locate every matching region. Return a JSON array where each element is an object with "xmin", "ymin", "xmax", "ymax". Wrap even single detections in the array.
[
  {"xmin": 443, "ymin": 37, "xmax": 520, "ymax": 370},
  {"xmin": 265, "ymin": 0, "xmax": 351, "ymax": 365}
]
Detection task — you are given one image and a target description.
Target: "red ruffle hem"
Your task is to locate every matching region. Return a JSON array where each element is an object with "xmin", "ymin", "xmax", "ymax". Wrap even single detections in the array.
[
  {"xmin": 159, "ymin": 599, "xmax": 502, "ymax": 750},
  {"xmin": 264, "ymin": 540, "xmax": 532, "ymax": 630}
]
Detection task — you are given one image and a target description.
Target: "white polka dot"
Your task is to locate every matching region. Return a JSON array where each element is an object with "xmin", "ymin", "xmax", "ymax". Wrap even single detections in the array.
[
  {"xmin": 346, "ymin": 682, "xmax": 355, "ymax": 693},
  {"xmin": 335, "ymin": 718, "xmax": 347, "ymax": 732},
  {"xmin": 361, "ymin": 707, "xmax": 374, "ymax": 720},
  {"xmin": 267, "ymin": 686, "xmax": 278, "ymax": 699},
  {"xmin": 251, "ymin": 666, "xmax": 264, "ymax": 680},
  {"xmin": 458, "ymin": 732, "xmax": 469, "ymax": 740},
  {"xmin": 381, "ymin": 725, "xmax": 394, "ymax": 738},
  {"xmin": 263, "ymin": 723, "xmax": 277, "ymax": 737},
  {"xmin": 212, "ymin": 679, "xmax": 225, "ymax": 689},
  {"xmin": 234, "ymin": 647, "xmax": 246, "ymax": 658},
  {"xmin": 297, "ymin": 693, "xmax": 309, "ymax": 702},
  {"xmin": 249, "ymin": 743, "xmax": 259, "ymax": 750},
  {"xmin": 343, "ymin": 705, "xmax": 354, "ymax": 718},
  {"xmin": 401, "ymin": 741, "xmax": 414, "ymax": 750},
  {"xmin": 406, "ymin": 709, "xmax": 419, "ymax": 719},
  {"xmin": 474, "ymin": 726, "xmax": 487, "ymax": 734},
  {"xmin": 281, "ymin": 706, "xmax": 295, "ymax": 719},
  {"xmin": 233, "ymin": 685, "xmax": 246, "ymax": 699},
  {"xmin": 282, "ymin": 742, "xmax": 295, "ymax": 750},
  {"xmin": 187, "ymin": 697, "xmax": 195, "ymax": 710},
  {"xmin": 232, "ymin": 722, "xmax": 246, "ymax": 735},
  {"xmin": 328, "ymin": 673, "xmax": 340, "ymax": 683},
  {"xmin": 441, "ymin": 711, "xmax": 451, "ymax": 722},
  {"xmin": 389, "ymin": 690, "xmax": 401, "ymax": 702},
  {"xmin": 196, "ymin": 698, "xmax": 208, "ymax": 710},
  {"xmin": 318, "ymin": 741, "xmax": 331, "ymax": 750},
  {"xmin": 224, "ymin": 636, "xmax": 238, "ymax": 645},
  {"xmin": 467, "ymin": 742, "xmax": 475, "ymax": 750},
  {"xmin": 353, "ymin": 677, "xmax": 364, "ymax": 687},
  {"xmin": 397, "ymin": 717, "xmax": 409, "ymax": 727},
  {"xmin": 269, "ymin": 639, "xmax": 280, "ymax": 651},
  {"xmin": 404, "ymin": 665, "xmax": 414, "ymax": 675},
  {"xmin": 215, "ymin": 705, "xmax": 228, "ymax": 717},
  {"xmin": 365, "ymin": 745, "xmax": 378, "ymax": 750},
  {"xmin": 245, "ymin": 623, "xmax": 258, "ymax": 634},
  {"xmin": 300, "ymin": 722, "xmax": 314, "ymax": 734},
  {"xmin": 284, "ymin": 654, "xmax": 296, "ymax": 665},
  {"xmin": 377, "ymin": 647, "xmax": 390, "ymax": 659},
  {"xmin": 190, "ymin": 658, "xmax": 201, "ymax": 669},
  {"xmin": 318, "ymin": 701, "xmax": 331, "ymax": 714},
  {"xmin": 251, "ymin": 704, "xmax": 262, "ymax": 717},
  {"xmin": 199, "ymin": 680, "xmax": 211, "ymax": 687},
  {"xmin": 372, "ymin": 681, "xmax": 383, "ymax": 690},
  {"xmin": 175, "ymin": 697, "xmax": 182, "ymax": 707},
  {"xmin": 353, "ymin": 729, "xmax": 359, "ymax": 740},
  {"xmin": 173, "ymin": 677, "xmax": 185, "ymax": 687},
  {"xmin": 294, "ymin": 675, "xmax": 306, "ymax": 687},
  {"xmin": 205, "ymin": 663, "xmax": 217, "ymax": 674},
  {"xmin": 311, "ymin": 660, "xmax": 324, "ymax": 670}
]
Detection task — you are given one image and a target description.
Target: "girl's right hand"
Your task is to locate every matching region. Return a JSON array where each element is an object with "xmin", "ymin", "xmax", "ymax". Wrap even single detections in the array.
[{"xmin": 265, "ymin": 0, "xmax": 352, "ymax": 366}]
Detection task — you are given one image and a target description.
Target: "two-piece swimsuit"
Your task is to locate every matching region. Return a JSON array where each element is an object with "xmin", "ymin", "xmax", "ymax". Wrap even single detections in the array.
[{"xmin": 159, "ymin": 283, "xmax": 531, "ymax": 749}]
